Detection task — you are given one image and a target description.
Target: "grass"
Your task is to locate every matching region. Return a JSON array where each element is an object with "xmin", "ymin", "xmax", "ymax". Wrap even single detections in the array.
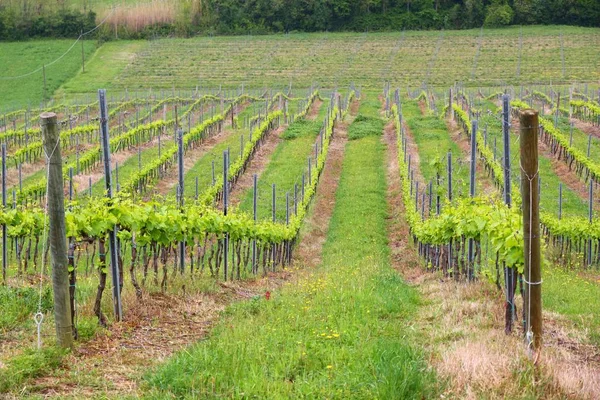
[
  {"xmin": 86, "ymin": 139, "xmax": 173, "ymax": 197},
  {"xmin": 0, "ymin": 40, "xmax": 97, "ymax": 110},
  {"xmin": 554, "ymin": 114, "xmax": 600, "ymax": 165},
  {"xmin": 54, "ymin": 40, "xmax": 147, "ymax": 101},
  {"xmin": 403, "ymin": 100, "xmax": 471, "ymax": 198},
  {"xmin": 476, "ymin": 99, "xmax": 589, "ymax": 218},
  {"xmin": 0, "ymin": 286, "xmax": 52, "ymax": 331},
  {"xmin": 33, "ymin": 26, "xmax": 597, "ymax": 103},
  {"xmin": 544, "ymin": 266, "xmax": 600, "ymax": 346},
  {"xmin": 177, "ymin": 127, "xmax": 243, "ymax": 198},
  {"xmin": 177, "ymin": 101, "xmax": 260, "ymax": 199},
  {"xmin": 237, "ymin": 102, "xmax": 327, "ymax": 221},
  {"xmin": 0, "ymin": 347, "xmax": 66, "ymax": 393},
  {"xmin": 143, "ymin": 129, "xmax": 438, "ymax": 398},
  {"xmin": 347, "ymin": 99, "xmax": 385, "ymax": 140},
  {"xmin": 0, "ymin": 27, "xmax": 598, "ymax": 109}
]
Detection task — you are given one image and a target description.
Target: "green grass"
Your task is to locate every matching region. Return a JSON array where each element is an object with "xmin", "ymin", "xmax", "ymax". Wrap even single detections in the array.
[
  {"xmin": 403, "ymin": 100, "xmax": 471, "ymax": 198},
  {"xmin": 0, "ymin": 40, "xmax": 97, "ymax": 110},
  {"xmin": 29, "ymin": 26, "xmax": 595, "ymax": 103},
  {"xmin": 237, "ymin": 103, "xmax": 327, "ymax": 221},
  {"xmin": 178, "ymin": 127, "xmax": 247, "ymax": 198},
  {"xmin": 55, "ymin": 40, "xmax": 147, "ymax": 100},
  {"xmin": 347, "ymin": 99, "xmax": 385, "ymax": 140},
  {"xmin": 0, "ymin": 28, "xmax": 598, "ymax": 109},
  {"xmin": 554, "ymin": 114, "xmax": 600, "ymax": 165},
  {"xmin": 476, "ymin": 99, "xmax": 589, "ymax": 218},
  {"xmin": 0, "ymin": 347, "xmax": 66, "ymax": 393},
  {"xmin": 143, "ymin": 130, "xmax": 438, "ymax": 398},
  {"xmin": 0, "ymin": 286, "xmax": 52, "ymax": 331},
  {"xmin": 544, "ymin": 266, "xmax": 600, "ymax": 346}
]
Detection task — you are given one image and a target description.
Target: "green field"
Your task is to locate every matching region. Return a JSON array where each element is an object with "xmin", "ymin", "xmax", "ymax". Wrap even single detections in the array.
[
  {"xmin": 0, "ymin": 40, "xmax": 97, "ymax": 110},
  {"xmin": 1, "ymin": 26, "xmax": 599, "ymax": 110}
]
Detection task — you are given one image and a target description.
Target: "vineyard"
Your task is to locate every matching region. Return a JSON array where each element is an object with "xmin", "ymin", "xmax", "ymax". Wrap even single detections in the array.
[{"xmin": 1, "ymin": 28, "xmax": 600, "ymax": 399}]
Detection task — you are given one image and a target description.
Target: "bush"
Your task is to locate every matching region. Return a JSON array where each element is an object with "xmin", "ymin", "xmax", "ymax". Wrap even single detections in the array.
[
  {"xmin": 0, "ymin": 8, "xmax": 97, "ymax": 40},
  {"xmin": 484, "ymin": 4, "xmax": 514, "ymax": 27}
]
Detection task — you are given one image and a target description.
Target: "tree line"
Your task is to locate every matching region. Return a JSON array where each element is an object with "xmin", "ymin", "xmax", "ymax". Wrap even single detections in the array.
[{"xmin": 0, "ymin": 0, "xmax": 598, "ymax": 40}]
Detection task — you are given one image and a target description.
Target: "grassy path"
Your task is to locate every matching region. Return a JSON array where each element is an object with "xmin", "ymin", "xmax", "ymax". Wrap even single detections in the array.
[
  {"xmin": 144, "ymin": 100, "xmax": 438, "ymax": 399},
  {"xmin": 236, "ymin": 102, "xmax": 327, "ymax": 221}
]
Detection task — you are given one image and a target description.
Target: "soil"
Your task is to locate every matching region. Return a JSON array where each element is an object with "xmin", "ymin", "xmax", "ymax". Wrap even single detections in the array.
[
  {"xmin": 306, "ymin": 99, "xmax": 323, "ymax": 121},
  {"xmin": 572, "ymin": 118, "xmax": 600, "ymax": 141},
  {"xmin": 71, "ymin": 135, "xmax": 172, "ymax": 195},
  {"xmin": 149, "ymin": 128, "xmax": 231, "ymax": 197},
  {"xmin": 293, "ymin": 102, "xmax": 354, "ymax": 268},
  {"xmin": 512, "ymin": 117, "xmax": 590, "ymax": 202},
  {"xmin": 399, "ymin": 118, "xmax": 426, "ymax": 185}
]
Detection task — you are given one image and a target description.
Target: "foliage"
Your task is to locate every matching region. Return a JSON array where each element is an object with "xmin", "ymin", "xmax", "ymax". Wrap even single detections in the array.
[
  {"xmin": 393, "ymin": 103, "xmax": 525, "ymax": 272},
  {"xmin": 1, "ymin": 0, "xmax": 600, "ymax": 40},
  {"xmin": 0, "ymin": 7, "xmax": 96, "ymax": 40},
  {"xmin": 484, "ymin": 3, "xmax": 514, "ymax": 27}
]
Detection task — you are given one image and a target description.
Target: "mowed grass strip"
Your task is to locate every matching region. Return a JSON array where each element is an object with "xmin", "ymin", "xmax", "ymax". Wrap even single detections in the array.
[
  {"xmin": 143, "ymin": 118, "xmax": 438, "ymax": 398},
  {"xmin": 403, "ymin": 100, "xmax": 470, "ymax": 197},
  {"xmin": 237, "ymin": 102, "xmax": 327, "ymax": 221}
]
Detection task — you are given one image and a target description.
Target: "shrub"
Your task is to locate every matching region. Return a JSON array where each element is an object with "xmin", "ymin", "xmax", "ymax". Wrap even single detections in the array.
[{"xmin": 484, "ymin": 4, "xmax": 514, "ymax": 27}]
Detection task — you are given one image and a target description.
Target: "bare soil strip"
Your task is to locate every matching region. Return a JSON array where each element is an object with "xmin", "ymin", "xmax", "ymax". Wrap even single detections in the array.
[
  {"xmin": 293, "ymin": 105, "xmax": 354, "ymax": 268},
  {"xmin": 306, "ymin": 99, "xmax": 323, "ymax": 121},
  {"xmin": 149, "ymin": 127, "xmax": 234, "ymax": 197},
  {"xmin": 71, "ymin": 135, "xmax": 171, "ymax": 195},
  {"xmin": 399, "ymin": 119, "xmax": 426, "ymax": 185},
  {"xmin": 572, "ymin": 119, "xmax": 600, "ymax": 140}
]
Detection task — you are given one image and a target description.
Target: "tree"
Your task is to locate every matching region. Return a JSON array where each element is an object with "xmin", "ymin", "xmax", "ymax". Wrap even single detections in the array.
[{"xmin": 484, "ymin": 2, "xmax": 514, "ymax": 27}]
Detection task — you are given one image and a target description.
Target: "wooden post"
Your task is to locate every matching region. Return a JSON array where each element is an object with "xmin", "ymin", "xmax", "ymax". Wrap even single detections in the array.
[
  {"xmin": 41, "ymin": 112, "xmax": 73, "ymax": 348},
  {"xmin": 519, "ymin": 109, "xmax": 542, "ymax": 355}
]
